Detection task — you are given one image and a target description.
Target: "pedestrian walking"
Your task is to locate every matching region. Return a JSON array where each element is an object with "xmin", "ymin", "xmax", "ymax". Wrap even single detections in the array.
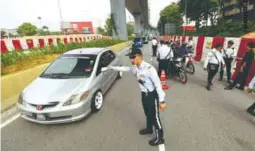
[
  {"xmin": 105, "ymin": 48, "xmax": 167, "ymax": 146},
  {"xmin": 152, "ymin": 37, "xmax": 158, "ymax": 57},
  {"xmin": 204, "ymin": 43, "xmax": 225, "ymax": 90}
]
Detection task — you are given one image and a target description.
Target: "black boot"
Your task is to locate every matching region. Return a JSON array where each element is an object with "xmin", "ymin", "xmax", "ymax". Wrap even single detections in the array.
[
  {"xmin": 139, "ymin": 128, "xmax": 153, "ymax": 135},
  {"xmin": 149, "ymin": 129, "xmax": 164, "ymax": 146}
]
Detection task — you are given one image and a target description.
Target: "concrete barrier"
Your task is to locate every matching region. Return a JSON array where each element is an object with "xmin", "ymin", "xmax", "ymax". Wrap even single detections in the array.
[{"xmin": 1, "ymin": 41, "xmax": 130, "ymax": 112}]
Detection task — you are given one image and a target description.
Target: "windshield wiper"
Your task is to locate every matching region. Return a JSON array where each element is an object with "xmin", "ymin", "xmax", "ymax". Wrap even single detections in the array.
[{"xmin": 41, "ymin": 73, "xmax": 71, "ymax": 78}]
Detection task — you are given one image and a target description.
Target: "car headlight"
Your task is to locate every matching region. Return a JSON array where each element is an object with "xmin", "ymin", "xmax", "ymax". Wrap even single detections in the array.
[
  {"xmin": 18, "ymin": 93, "xmax": 24, "ymax": 105},
  {"xmin": 63, "ymin": 91, "xmax": 89, "ymax": 106}
]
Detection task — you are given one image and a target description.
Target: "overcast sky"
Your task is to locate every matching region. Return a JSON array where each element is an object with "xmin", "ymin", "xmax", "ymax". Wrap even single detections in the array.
[{"xmin": 0, "ymin": 0, "xmax": 179, "ymax": 31}]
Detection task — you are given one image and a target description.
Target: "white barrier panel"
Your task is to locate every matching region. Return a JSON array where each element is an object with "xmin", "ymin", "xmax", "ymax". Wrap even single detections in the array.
[
  {"xmin": 20, "ymin": 39, "xmax": 28, "ymax": 50},
  {"xmin": 33, "ymin": 39, "xmax": 39, "ymax": 48},
  {"xmin": 5, "ymin": 39, "xmax": 15, "ymax": 51}
]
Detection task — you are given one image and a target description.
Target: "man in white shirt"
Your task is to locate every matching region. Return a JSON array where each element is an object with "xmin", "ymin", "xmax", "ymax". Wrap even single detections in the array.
[
  {"xmin": 204, "ymin": 43, "xmax": 225, "ymax": 90},
  {"xmin": 187, "ymin": 37, "xmax": 194, "ymax": 53},
  {"xmin": 157, "ymin": 40, "xmax": 173, "ymax": 76},
  {"xmin": 151, "ymin": 37, "xmax": 158, "ymax": 57},
  {"xmin": 219, "ymin": 40, "xmax": 236, "ymax": 83},
  {"xmin": 247, "ymin": 76, "xmax": 255, "ymax": 116}
]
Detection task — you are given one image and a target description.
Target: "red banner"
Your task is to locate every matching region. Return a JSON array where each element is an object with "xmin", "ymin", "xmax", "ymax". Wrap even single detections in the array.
[
  {"xmin": 12, "ymin": 40, "xmax": 22, "ymax": 51},
  {"xmin": 1, "ymin": 40, "xmax": 8, "ymax": 53}
]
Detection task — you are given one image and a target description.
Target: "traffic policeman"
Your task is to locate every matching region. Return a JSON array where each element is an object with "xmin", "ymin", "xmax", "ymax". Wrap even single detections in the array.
[
  {"xmin": 106, "ymin": 48, "xmax": 167, "ymax": 146},
  {"xmin": 219, "ymin": 40, "xmax": 236, "ymax": 83},
  {"xmin": 204, "ymin": 43, "xmax": 225, "ymax": 90},
  {"xmin": 157, "ymin": 40, "xmax": 173, "ymax": 76}
]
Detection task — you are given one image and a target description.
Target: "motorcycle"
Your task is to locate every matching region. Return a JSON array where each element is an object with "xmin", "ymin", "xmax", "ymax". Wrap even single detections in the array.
[
  {"xmin": 167, "ymin": 56, "xmax": 188, "ymax": 84},
  {"xmin": 184, "ymin": 53, "xmax": 195, "ymax": 74}
]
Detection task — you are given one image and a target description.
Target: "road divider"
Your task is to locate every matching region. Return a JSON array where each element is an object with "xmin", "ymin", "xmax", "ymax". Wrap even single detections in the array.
[{"xmin": 1, "ymin": 41, "xmax": 131, "ymax": 113}]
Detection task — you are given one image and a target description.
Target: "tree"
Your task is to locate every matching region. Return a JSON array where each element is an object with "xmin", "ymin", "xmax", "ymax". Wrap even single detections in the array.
[
  {"xmin": 1, "ymin": 30, "xmax": 6, "ymax": 37},
  {"xmin": 126, "ymin": 23, "xmax": 134, "ymax": 36},
  {"xmin": 17, "ymin": 22, "xmax": 37, "ymax": 36},
  {"xmin": 105, "ymin": 17, "xmax": 113, "ymax": 36},
  {"xmin": 42, "ymin": 25, "xmax": 49, "ymax": 30},
  {"xmin": 157, "ymin": 2, "xmax": 183, "ymax": 34},
  {"xmin": 96, "ymin": 27, "xmax": 106, "ymax": 35}
]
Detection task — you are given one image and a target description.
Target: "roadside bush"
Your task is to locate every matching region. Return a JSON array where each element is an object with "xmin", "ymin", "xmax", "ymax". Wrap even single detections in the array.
[{"xmin": 1, "ymin": 39, "xmax": 125, "ymax": 67}]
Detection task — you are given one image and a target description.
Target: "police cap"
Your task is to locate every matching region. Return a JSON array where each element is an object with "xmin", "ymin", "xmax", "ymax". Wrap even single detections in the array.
[{"xmin": 125, "ymin": 47, "xmax": 142, "ymax": 59}]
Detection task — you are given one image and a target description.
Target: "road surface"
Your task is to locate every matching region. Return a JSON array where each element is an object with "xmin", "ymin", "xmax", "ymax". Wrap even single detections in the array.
[{"xmin": 1, "ymin": 43, "xmax": 255, "ymax": 151}]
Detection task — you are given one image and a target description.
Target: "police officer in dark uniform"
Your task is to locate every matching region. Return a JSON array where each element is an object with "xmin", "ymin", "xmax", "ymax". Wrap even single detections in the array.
[{"xmin": 106, "ymin": 48, "xmax": 167, "ymax": 146}]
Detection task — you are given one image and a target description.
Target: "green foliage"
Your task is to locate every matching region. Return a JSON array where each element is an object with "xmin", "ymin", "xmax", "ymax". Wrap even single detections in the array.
[
  {"xmin": 17, "ymin": 22, "xmax": 37, "ymax": 36},
  {"xmin": 157, "ymin": 2, "xmax": 183, "ymax": 34},
  {"xmin": 127, "ymin": 23, "xmax": 134, "ymax": 36},
  {"xmin": 1, "ymin": 39, "xmax": 125, "ymax": 67}
]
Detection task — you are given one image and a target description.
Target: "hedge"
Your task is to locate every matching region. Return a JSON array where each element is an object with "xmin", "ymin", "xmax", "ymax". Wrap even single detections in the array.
[{"xmin": 1, "ymin": 39, "xmax": 125, "ymax": 67}]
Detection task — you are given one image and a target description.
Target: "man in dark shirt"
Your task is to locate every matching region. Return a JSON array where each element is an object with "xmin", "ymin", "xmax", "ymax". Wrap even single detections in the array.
[{"xmin": 225, "ymin": 42, "xmax": 255, "ymax": 90}]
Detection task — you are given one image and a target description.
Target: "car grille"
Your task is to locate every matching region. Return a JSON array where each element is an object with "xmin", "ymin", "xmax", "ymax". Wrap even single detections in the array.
[{"xmin": 29, "ymin": 102, "xmax": 59, "ymax": 110}]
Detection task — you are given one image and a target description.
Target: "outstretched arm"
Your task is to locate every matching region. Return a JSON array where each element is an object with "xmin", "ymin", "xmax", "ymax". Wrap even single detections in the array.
[{"xmin": 108, "ymin": 66, "xmax": 137, "ymax": 75}]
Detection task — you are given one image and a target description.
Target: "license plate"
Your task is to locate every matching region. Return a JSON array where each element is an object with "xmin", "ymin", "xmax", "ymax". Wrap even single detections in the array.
[{"xmin": 36, "ymin": 114, "xmax": 46, "ymax": 121}]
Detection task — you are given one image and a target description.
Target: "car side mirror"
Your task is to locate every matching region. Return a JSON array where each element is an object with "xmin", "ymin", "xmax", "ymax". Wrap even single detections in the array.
[{"xmin": 101, "ymin": 67, "xmax": 108, "ymax": 72}]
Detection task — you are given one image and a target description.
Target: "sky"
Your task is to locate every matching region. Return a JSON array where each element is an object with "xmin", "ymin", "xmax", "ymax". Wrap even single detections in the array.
[{"xmin": 0, "ymin": 0, "xmax": 179, "ymax": 31}]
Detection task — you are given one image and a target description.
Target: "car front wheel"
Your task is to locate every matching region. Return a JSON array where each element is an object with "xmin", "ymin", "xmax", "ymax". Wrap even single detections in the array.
[{"xmin": 91, "ymin": 90, "xmax": 104, "ymax": 112}]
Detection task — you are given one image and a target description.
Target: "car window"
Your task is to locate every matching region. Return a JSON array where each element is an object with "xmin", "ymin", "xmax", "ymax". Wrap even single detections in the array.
[
  {"xmin": 40, "ymin": 55, "xmax": 96, "ymax": 78},
  {"xmin": 106, "ymin": 50, "xmax": 116, "ymax": 63},
  {"xmin": 99, "ymin": 52, "xmax": 110, "ymax": 67}
]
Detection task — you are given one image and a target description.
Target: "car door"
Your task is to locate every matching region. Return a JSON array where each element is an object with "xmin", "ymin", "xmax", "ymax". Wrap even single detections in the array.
[
  {"xmin": 106, "ymin": 50, "xmax": 118, "ymax": 86},
  {"xmin": 95, "ymin": 52, "xmax": 111, "ymax": 94}
]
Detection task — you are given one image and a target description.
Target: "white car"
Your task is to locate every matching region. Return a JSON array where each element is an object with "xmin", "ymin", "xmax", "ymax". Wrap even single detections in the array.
[{"xmin": 17, "ymin": 48, "xmax": 123, "ymax": 124}]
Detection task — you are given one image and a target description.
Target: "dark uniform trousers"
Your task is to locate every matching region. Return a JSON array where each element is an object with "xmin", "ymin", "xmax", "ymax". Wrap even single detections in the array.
[
  {"xmin": 230, "ymin": 67, "xmax": 249, "ymax": 89},
  {"xmin": 158, "ymin": 59, "xmax": 169, "ymax": 76},
  {"xmin": 152, "ymin": 45, "xmax": 157, "ymax": 56},
  {"xmin": 141, "ymin": 90, "xmax": 164, "ymax": 140},
  {"xmin": 247, "ymin": 102, "xmax": 255, "ymax": 116},
  {"xmin": 220, "ymin": 58, "xmax": 233, "ymax": 81},
  {"xmin": 207, "ymin": 63, "xmax": 219, "ymax": 86}
]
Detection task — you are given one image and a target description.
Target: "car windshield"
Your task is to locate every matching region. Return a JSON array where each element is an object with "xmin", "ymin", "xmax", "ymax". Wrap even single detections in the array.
[{"xmin": 40, "ymin": 55, "xmax": 96, "ymax": 79}]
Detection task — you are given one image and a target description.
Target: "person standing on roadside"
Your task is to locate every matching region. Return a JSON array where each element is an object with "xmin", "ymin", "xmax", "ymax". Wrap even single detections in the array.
[
  {"xmin": 225, "ymin": 42, "xmax": 255, "ymax": 90},
  {"xmin": 219, "ymin": 40, "xmax": 236, "ymax": 83}
]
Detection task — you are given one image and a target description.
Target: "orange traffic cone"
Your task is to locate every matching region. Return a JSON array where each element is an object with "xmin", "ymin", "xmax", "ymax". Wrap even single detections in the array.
[{"xmin": 160, "ymin": 70, "xmax": 168, "ymax": 90}]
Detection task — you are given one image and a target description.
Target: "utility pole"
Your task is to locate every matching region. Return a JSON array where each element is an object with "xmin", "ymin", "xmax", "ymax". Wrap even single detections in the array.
[
  {"xmin": 58, "ymin": 0, "xmax": 65, "ymax": 34},
  {"xmin": 182, "ymin": 0, "xmax": 187, "ymax": 37}
]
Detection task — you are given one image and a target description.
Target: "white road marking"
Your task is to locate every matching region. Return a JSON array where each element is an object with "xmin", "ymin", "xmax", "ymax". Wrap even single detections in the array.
[
  {"xmin": 158, "ymin": 144, "xmax": 166, "ymax": 151},
  {"xmin": 1, "ymin": 113, "xmax": 20, "ymax": 129}
]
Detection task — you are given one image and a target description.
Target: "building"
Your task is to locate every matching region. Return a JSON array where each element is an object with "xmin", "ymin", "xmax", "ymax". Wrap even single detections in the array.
[
  {"xmin": 180, "ymin": 25, "xmax": 196, "ymax": 31},
  {"xmin": 218, "ymin": 0, "xmax": 255, "ymax": 20},
  {"xmin": 61, "ymin": 21, "xmax": 94, "ymax": 34}
]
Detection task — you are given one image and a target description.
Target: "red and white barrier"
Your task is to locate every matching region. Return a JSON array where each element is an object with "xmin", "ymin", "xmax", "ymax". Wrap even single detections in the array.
[
  {"xmin": 160, "ymin": 35, "xmax": 255, "ymax": 86},
  {"xmin": 0, "ymin": 34, "xmax": 111, "ymax": 53}
]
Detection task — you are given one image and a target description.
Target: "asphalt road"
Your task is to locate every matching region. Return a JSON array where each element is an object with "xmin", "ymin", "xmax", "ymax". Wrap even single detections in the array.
[{"xmin": 2, "ymin": 43, "xmax": 255, "ymax": 151}]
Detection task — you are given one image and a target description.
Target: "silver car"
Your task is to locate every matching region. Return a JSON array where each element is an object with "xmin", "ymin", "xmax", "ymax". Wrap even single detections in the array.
[{"xmin": 17, "ymin": 48, "xmax": 123, "ymax": 124}]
